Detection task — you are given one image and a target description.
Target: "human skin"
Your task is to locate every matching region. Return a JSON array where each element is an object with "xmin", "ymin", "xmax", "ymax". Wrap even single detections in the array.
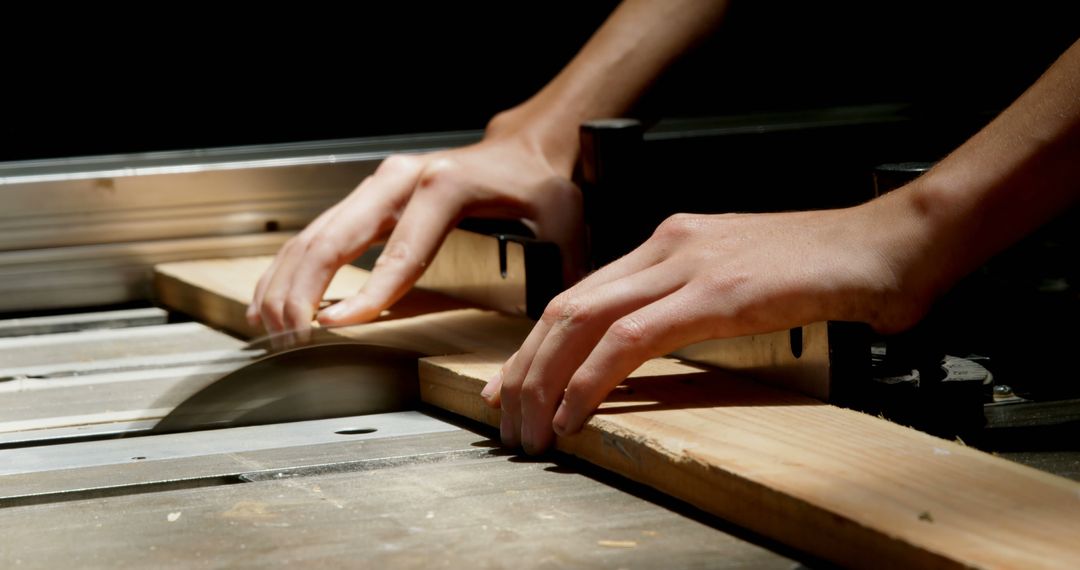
[
  {"xmin": 247, "ymin": 0, "xmax": 731, "ymax": 339},
  {"xmin": 484, "ymin": 40, "xmax": 1080, "ymax": 454}
]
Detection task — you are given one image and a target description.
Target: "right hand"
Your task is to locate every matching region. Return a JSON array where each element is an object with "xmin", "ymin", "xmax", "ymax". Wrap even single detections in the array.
[{"xmin": 247, "ymin": 113, "xmax": 586, "ymax": 338}]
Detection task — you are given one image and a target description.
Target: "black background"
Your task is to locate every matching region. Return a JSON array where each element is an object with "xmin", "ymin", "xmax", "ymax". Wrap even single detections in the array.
[{"xmin": 3, "ymin": 2, "xmax": 1077, "ymax": 162}]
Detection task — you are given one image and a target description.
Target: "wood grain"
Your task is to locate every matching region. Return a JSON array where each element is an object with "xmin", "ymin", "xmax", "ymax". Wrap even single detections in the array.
[
  {"xmin": 674, "ymin": 321, "xmax": 832, "ymax": 399},
  {"xmin": 155, "ymin": 256, "xmax": 1080, "ymax": 569}
]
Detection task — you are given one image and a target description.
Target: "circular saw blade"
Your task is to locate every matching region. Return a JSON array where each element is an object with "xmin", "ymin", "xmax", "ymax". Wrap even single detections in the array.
[{"xmin": 152, "ymin": 340, "xmax": 421, "ymax": 435}]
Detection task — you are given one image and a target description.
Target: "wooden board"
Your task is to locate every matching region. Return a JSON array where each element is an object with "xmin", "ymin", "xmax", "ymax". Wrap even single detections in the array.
[
  {"xmin": 154, "ymin": 257, "xmax": 1080, "ymax": 569},
  {"xmin": 155, "ymin": 256, "xmax": 529, "ymax": 356},
  {"xmin": 674, "ymin": 322, "xmax": 832, "ymax": 400}
]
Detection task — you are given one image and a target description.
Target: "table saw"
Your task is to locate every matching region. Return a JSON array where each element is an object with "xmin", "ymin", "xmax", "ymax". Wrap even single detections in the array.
[{"xmin": 2, "ymin": 109, "xmax": 1078, "ymax": 569}]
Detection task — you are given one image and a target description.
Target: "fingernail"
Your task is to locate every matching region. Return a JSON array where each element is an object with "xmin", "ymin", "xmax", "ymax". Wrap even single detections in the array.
[
  {"xmin": 480, "ymin": 371, "xmax": 501, "ymax": 400},
  {"xmin": 552, "ymin": 403, "xmax": 571, "ymax": 437},
  {"xmin": 318, "ymin": 302, "xmax": 349, "ymax": 322}
]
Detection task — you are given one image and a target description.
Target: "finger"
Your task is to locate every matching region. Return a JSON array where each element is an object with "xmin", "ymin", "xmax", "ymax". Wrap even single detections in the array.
[
  {"xmin": 571, "ymin": 235, "xmax": 666, "ymax": 293},
  {"xmin": 496, "ymin": 313, "xmax": 558, "ymax": 447},
  {"xmin": 268, "ymin": 155, "xmax": 424, "ymax": 331},
  {"xmin": 494, "ymin": 244, "xmax": 659, "ymax": 397},
  {"xmin": 251, "ymin": 194, "xmax": 352, "ymax": 331},
  {"xmin": 281, "ymin": 188, "xmax": 407, "ymax": 332},
  {"xmin": 553, "ymin": 286, "xmax": 711, "ymax": 437},
  {"xmin": 247, "ymin": 250, "xmax": 286, "ymax": 326},
  {"xmin": 481, "ymin": 351, "xmax": 516, "ymax": 408},
  {"xmin": 515, "ymin": 263, "xmax": 686, "ymax": 454},
  {"xmin": 247, "ymin": 193, "xmax": 349, "ymax": 326},
  {"xmin": 257, "ymin": 238, "xmax": 309, "ymax": 334},
  {"xmin": 318, "ymin": 164, "xmax": 465, "ymax": 325}
]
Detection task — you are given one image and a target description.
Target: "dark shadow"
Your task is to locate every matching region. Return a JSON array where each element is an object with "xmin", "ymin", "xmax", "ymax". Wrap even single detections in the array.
[
  {"xmin": 591, "ymin": 370, "xmax": 824, "ymax": 417},
  {"xmin": 972, "ymin": 421, "xmax": 1080, "ymax": 453},
  {"xmin": 371, "ymin": 288, "xmax": 480, "ymax": 322}
]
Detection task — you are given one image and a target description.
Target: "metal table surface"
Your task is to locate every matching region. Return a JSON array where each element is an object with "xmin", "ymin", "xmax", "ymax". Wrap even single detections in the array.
[
  {"xmin": 0, "ymin": 309, "xmax": 803, "ymax": 569},
  {"xmin": 3, "ymin": 308, "xmax": 1076, "ymax": 568}
]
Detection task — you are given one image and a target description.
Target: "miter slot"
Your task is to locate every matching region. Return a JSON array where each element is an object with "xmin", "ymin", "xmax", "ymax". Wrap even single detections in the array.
[
  {"xmin": 0, "ymin": 307, "xmax": 168, "ymax": 338},
  {"xmin": 0, "ymin": 348, "xmax": 261, "ymax": 381},
  {"xmin": 238, "ymin": 447, "xmax": 495, "ymax": 482},
  {"xmin": 0, "ymin": 448, "xmax": 499, "ymax": 509},
  {"xmin": 0, "ymin": 474, "xmax": 246, "ymax": 509},
  {"xmin": 0, "ymin": 412, "xmax": 457, "ymax": 476}
]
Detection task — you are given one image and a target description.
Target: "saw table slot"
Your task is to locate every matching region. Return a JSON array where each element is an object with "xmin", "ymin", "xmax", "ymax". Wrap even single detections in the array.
[
  {"xmin": 0, "ymin": 474, "xmax": 245, "ymax": 510},
  {"xmin": 0, "ymin": 448, "xmax": 505, "ymax": 510},
  {"xmin": 0, "ymin": 307, "xmax": 168, "ymax": 338}
]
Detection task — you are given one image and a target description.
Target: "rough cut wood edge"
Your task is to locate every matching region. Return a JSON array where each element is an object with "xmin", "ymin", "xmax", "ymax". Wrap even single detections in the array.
[
  {"xmin": 155, "ymin": 256, "xmax": 1080, "ymax": 569},
  {"xmin": 419, "ymin": 354, "xmax": 1080, "ymax": 570}
]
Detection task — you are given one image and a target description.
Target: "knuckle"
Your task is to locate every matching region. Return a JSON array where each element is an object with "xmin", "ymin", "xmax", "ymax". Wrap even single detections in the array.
[
  {"xmin": 348, "ymin": 175, "xmax": 373, "ymax": 196},
  {"xmin": 306, "ymin": 239, "xmax": 343, "ymax": 268},
  {"xmin": 654, "ymin": 213, "xmax": 698, "ymax": 241},
  {"xmin": 416, "ymin": 158, "xmax": 458, "ymax": 192},
  {"xmin": 378, "ymin": 154, "xmax": 419, "ymax": 175},
  {"xmin": 282, "ymin": 235, "xmax": 302, "ymax": 251},
  {"xmin": 541, "ymin": 295, "xmax": 590, "ymax": 328},
  {"xmin": 608, "ymin": 315, "xmax": 649, "ymax": 348},
  {"xmin": 520, "ymin": 383, "xmax": 547, "ymax": 407},
  {"xmin": 699, "ymin": 271, "xmax": 746, "ymax": 296},
  {"xmin": 485, "ymin": 111, "xmax": 512, "ymax": 136},
  {"xmin": 562, "ymin": 380, "xmax": 588, "ymax": 404},
  {"xmin": 288, "ymin": 233, "xmax": 314, "ymax": 253},
  {"xmin": 374, "ymin": 241, "xmax": 414, "ymax": 269}
]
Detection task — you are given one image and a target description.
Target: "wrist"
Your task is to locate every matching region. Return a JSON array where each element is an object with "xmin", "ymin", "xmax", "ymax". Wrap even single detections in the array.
[
  {"xmin": 485, "ymin": 101, "xmax": 583, "ymax": 177},
  {"xmin": 845, "ymin": 178, "xmax": 974, "ymax": 332}
]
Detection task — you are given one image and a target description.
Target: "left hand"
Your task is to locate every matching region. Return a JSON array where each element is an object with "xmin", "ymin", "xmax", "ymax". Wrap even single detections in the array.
[{"xmin": 481, "ymin": 197, "xmax": 940, "ymax": 454}]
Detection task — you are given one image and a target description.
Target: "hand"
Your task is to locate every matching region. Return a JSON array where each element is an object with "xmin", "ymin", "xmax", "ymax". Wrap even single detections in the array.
[
  {"xmin": 247, "ymin": 111, "xmax": 586, "ymax": 338},
  {"xmin": 482, "ymin": 194, "xmax": 941, "ymax": 454}
]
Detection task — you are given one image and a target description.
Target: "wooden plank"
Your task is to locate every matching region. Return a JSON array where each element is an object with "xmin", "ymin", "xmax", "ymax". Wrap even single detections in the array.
[
  {"xmin": 422, "ymin": 355, "xmax": 1080, "ymax": 569},
  {"xmin": 154, "ymin": 256, "xmax": 1080, "ymax": 569},
  {"xmin": 155, "ymin": 256, "xmax": 531, "ymax": 356},
  {"xmin": 673, "ymin": 322, "xmax": 832, "ymax": 400}
]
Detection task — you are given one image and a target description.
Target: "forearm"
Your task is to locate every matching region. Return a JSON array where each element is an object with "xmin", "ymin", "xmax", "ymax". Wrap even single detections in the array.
[
  {"xmin": 890, "ymin": 40, "xmax": 1080, "ymax": 302},
  {"xmin": 497, "ymin": 0, "xmax": 730, "ymax": 169}
]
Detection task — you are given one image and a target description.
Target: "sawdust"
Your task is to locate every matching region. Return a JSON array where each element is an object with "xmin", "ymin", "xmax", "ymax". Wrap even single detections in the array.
[{"xmin": 597, "ymin": 540, "xmax": 638, "ymax": 548}]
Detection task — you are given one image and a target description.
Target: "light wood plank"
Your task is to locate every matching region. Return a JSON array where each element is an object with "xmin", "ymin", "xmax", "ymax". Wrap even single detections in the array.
[
  {"xmin": 154, "ymin": 256, "xmax": 1080, "ymax": 569},
  {"xmin": 154, "ymin": 256, "xmax": 527, "ymax": 356},
  {"xmin": 422, "ymin": 354, "xmax": 1080, "ymax": 569},
  {"xmin": 674, "ymin": 322, "xmax": 832, "ymax": 399}
]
